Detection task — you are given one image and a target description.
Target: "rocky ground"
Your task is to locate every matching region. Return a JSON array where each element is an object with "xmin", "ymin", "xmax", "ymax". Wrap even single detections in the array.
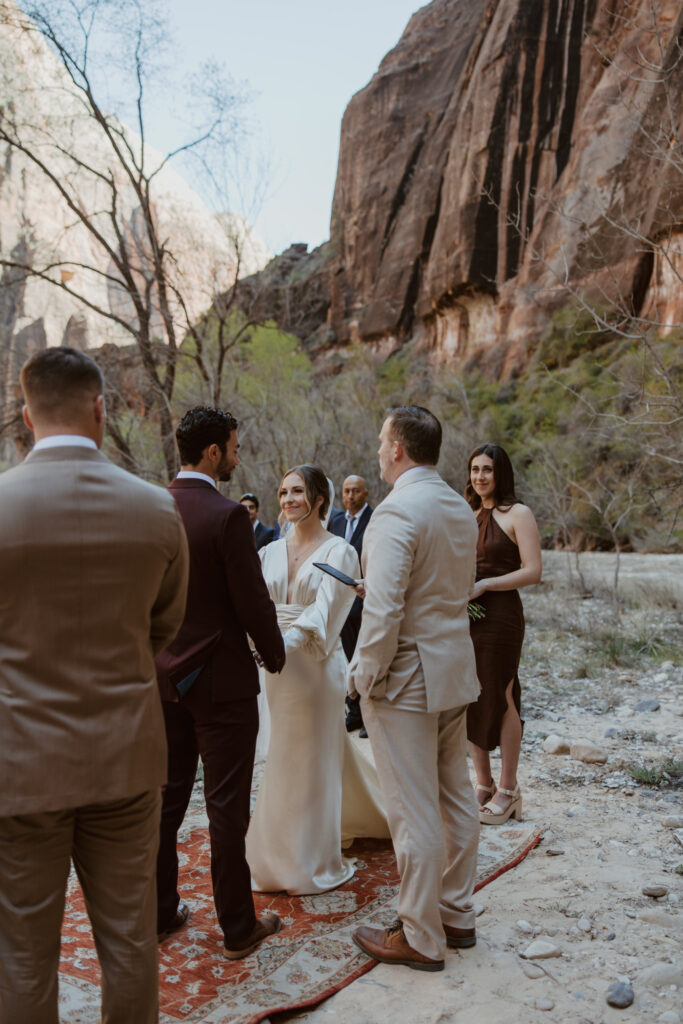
[{"xmin": 277, "ymin": 552, "xmax": 683, "ymax": 1024}]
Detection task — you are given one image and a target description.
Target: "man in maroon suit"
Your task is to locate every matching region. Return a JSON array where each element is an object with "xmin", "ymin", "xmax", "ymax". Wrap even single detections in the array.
[{"xmin": 155, "ymin": 407, "xmax": 285, "ymax": 959}]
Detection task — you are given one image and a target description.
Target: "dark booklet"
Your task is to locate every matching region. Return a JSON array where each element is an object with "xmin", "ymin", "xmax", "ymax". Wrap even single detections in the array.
[{"xmin": 312, "ymin": 561, "xmax": 357, "ymax": 587}]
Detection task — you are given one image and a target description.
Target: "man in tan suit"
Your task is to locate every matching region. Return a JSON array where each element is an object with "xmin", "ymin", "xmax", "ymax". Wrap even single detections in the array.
[
  {"xmin": 0, "ymin": 348, "xmax": 189, "ymax": 1023},
  {"xmin": 350, "ymin": 405, "xmax": 480, "ymax": 971}
]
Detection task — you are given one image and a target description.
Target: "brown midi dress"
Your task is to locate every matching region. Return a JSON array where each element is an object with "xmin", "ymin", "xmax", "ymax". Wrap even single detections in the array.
[{"xmin": 467, "ymin": 506, "xmax": 525, "ymax": 751}]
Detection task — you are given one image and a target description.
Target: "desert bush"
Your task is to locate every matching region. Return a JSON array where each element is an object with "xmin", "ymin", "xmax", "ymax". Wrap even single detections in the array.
[{"xmin": 627, "ymin": 759, "xmax": 683, "ymax": 787}]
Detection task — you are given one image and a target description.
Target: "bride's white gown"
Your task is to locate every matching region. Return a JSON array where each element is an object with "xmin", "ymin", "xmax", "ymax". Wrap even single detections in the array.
[{"xmin": 247, "ymin": 534, "xmax": 389, "ymax": 894}]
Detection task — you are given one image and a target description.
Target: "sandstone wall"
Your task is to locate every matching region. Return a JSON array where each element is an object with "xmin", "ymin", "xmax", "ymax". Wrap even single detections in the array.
[{"xmin": 325, "ymin": 0, "xmax": 683, "ymax": 370}]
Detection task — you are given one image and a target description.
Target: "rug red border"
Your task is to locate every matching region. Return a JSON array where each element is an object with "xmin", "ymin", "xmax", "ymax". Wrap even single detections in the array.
[
  {"xmin": 474, "ymin": 828, "xmax": 544, "ymax": 892},
  {"xmin": 249, "ymin": 958, "xmax": 377, "ymax": 1024}
]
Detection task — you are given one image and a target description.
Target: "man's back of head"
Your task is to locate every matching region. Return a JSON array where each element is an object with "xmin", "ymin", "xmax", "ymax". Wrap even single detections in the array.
[
  {"xmin": 20, "ymin": 347, "xmax": 105, "ymax": 444},
  {"xmin": 387, "ymin": 406, "xmax": 442, "ymax": 466},
  {"xmin": 175, "ymin": 407, "xmax": 238, "ymax": 466},
  {"xmin": 379, "ymin": 405, "xmax": 442, "ymax": 485}
]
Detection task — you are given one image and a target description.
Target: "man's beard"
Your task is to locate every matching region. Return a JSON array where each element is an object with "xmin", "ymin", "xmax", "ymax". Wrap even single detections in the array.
[{"xmin": 216, "ymin": 459, "xmax": 233, "ymax": 483}]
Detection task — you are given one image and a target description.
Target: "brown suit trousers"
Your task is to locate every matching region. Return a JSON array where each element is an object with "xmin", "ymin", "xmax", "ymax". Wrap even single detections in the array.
[{"xmin": 0, "ymin": 791, "xmax": 161, "ymax": 1024}]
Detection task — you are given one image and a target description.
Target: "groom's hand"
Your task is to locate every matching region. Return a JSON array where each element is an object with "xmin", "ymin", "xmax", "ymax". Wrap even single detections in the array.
[{"xmin": 260, "ymin": 649, "xmax": 286, "ymax": 673}]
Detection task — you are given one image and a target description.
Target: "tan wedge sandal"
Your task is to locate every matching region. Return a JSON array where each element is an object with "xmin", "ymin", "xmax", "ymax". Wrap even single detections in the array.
[{"xmin": 479, "ymin": 785, "xmax": 523, "ymax": 825}]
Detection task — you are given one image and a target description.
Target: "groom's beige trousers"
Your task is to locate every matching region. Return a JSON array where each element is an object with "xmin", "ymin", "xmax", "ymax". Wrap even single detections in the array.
[{"xmin": 361, "ymin": 698, "xmax": 479, "ymax": 960}]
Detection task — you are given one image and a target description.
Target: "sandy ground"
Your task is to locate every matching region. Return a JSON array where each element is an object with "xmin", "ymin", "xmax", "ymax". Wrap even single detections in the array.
[{"xmin": 274, "ymin": 552, "xmax": 683, "ymax": 1024}]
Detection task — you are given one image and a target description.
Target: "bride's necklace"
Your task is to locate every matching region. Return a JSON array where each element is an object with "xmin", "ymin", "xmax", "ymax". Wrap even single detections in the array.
[{"xmin": 288, "ymin": 534, "xmax": 324, "ymax": 565}]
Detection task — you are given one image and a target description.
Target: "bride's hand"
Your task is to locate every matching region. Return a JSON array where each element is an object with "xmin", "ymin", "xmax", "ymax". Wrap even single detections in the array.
[{"xmin": 354, "ymin": 579, "xmax": 366, "ymax": 600}]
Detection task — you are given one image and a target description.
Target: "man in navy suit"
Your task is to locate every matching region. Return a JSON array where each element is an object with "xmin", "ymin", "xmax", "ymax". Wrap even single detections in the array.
[
  {"xmin": 155, "ymin": 408, "xmax": 285, "ymax": 960},
  {"xmin": 240, "ymin": 492, "xmax": 274, "ymax": 550},
  {"xmin": 330, "ymin": 475, "xmax": 373, "ymax": 734}
]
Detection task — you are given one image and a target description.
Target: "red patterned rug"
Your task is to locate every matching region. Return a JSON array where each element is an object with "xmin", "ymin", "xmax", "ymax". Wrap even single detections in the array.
[{"xmin": 58, "ymin": 818, "xmax": 543, "ymax": 1023}]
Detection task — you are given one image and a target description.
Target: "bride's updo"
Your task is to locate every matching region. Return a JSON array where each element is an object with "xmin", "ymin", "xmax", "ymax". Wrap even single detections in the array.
[{"xmin": 280, "ymin": 464, "xmax": 330, "ymax": 521}]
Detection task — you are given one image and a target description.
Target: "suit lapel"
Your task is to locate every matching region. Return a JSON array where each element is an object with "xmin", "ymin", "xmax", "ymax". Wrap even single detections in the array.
[
  {"xmin": 329, "ymin": 505, "xmax": 372, "ymax": 548},
  {"xmin": 330, "ymin": 515, "xmax": 345, "ymax": 539},
  {"xmin": 350, "ymin": 504, "xmax": 372, "ymax": 552}
]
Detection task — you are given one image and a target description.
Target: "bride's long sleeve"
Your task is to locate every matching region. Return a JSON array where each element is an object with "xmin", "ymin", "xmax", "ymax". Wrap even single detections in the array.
[{"xmin": 283, "ymin": 542, "xmax": 359, "ymax": 660}]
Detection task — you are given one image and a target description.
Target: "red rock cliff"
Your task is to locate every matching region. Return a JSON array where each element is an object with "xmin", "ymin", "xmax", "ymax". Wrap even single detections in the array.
[{"xmin": 325, "ymin": 0, "xmax": 682, "ymax": 373}]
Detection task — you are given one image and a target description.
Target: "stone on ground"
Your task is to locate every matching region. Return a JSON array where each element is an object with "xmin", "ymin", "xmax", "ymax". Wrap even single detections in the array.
[
  {"xmin": 570, "ymin": 739, "xmax": 608, "ymax": 763},
  {"xmin": 606, "ymin": 980, "xmax": 635, "ymax": 1008}
]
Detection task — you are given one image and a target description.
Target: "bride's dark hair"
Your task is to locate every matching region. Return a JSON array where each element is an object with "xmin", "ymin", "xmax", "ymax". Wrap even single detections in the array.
[{"xmin": 279, "ymin": 464, "xmax": 330, "ymax": 521}]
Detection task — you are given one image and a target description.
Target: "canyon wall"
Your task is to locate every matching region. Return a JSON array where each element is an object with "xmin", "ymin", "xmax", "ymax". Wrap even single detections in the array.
[{"xmin": 253, "ymin": 0, "xmax": 682, "ymax": 374}]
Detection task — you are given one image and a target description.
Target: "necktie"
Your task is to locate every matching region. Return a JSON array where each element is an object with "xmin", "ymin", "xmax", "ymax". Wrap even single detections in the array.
[{"xmin": 344, "ymin": 514, "xmax": 356, "ymax": 542}]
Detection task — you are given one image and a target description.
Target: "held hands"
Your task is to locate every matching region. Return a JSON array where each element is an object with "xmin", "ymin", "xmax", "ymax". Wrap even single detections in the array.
[{"xmin": 253, "ymin": 648, "xmax": 286, "ymax": 673}]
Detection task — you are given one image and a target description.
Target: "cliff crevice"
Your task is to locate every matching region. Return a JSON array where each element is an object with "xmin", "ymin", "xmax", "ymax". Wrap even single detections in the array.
[{"xmin": 250, "ymin": 0, "xmax": 682, "ymax": 375}]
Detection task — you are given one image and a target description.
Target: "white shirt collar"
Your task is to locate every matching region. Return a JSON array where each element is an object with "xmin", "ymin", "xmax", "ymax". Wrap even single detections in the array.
[
  {"xmin": 176, "ymin": 470, "xmax": 217, "ymax": 489},
  {"xmin": 345, "ymin": 502, "xmax": 368, "ymax": 521},
  {"xmin": 253, "ymin": 518, "xmax": 261, "ymax": 530},
  {"xmin": 33, "ymin": 434, "xmax": 98, "ymax": 451}
]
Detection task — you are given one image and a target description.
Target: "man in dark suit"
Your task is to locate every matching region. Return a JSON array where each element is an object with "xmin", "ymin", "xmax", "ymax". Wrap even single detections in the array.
[
  {"xmin": 156, "ymin": 408, "xmax": 286, "ymax": 960},
  {"xmin": 330, "ymin": 475, "xmax": 373, "ymax": 734},
  {"xmin": 240, "ymin": 492, "xmax": 274, "ymax": 550}
]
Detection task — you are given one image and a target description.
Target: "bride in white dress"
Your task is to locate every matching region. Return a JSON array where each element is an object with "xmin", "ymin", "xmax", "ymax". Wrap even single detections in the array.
[{"xmin": 246, "ymin": 464, "xmax": 389, "ymax": 895}]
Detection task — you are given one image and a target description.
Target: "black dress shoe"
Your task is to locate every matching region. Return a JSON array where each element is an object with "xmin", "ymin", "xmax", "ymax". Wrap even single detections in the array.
[
  {"xmin": 157, "ymin": 902, "xmax": 190, "ymax": 943},
  {"xmin": 359, "ymin": 726, "xmax": 368, "ymax": 738}
]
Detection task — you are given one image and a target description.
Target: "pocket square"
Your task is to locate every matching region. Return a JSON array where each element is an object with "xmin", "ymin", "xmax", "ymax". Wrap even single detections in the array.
[{"xmin": 175, "ymin": 665, "xmax": 204, "ymax": 697}]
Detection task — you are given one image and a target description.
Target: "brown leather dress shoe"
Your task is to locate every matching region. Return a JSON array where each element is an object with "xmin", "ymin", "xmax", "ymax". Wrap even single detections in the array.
[
  {"xmin": 352, "ymin": 921, "xmax": 444, "ymax": 972},
  {"xmin": 444, "ymin": 924, "xmax": 476, "ymax": 948},
  {"xmin": 222, "ymin": 912, "xmax": 282, "ymax": 960},
  {"xmin": 157, "ymin": 902, "xmax": 190, "ymax": 943}
]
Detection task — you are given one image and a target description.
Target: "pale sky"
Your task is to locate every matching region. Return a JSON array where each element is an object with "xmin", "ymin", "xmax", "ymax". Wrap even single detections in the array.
[{"xmin": 160, "ymin": 1, "xmax": 422, "ymax": 256}]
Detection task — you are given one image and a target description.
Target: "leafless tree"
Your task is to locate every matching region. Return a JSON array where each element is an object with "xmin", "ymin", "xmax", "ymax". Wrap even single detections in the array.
[
  {"xmin": 0, "ymin": 0, "xmax": 252, "ymax": 479},
  {"xmin": 570, "ymin": 468, "xmax": 648, "ymax": 604}
]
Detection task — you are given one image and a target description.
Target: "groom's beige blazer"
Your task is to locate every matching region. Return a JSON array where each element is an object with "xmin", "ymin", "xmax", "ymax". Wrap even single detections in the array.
[
  {"xmin": 0, "ymin": 445, "xmax": 189, "ymax": 817},
  {"xmin": 349, "ymin": 465, "xmax": 479, "ymax": 711}
]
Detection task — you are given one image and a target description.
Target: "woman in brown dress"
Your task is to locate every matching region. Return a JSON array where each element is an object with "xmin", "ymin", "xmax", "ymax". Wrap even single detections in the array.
[{"xmin": 465, "ymin": 444, "xmax": 542, "ymax": 825}]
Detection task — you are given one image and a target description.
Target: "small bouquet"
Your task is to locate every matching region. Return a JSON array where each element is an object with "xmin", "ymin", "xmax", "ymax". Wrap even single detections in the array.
[{"xmin": 467, "ymin": 601, "xmax": 486, "ymax": 621}]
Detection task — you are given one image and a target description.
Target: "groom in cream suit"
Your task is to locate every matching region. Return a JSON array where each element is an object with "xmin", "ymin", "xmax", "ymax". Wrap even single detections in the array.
[
  {"xmin": 0, "ymin": 348, "xmax": 189, "ymax": 1023},
  {"xmin": 350, "ymin": 405, "xmax": 480, "ymax": 971}
]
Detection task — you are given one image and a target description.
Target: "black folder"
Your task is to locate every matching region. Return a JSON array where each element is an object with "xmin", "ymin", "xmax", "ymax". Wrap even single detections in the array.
[{"xmin": 312, "ymin": 562, "xmax": 357, "ymax": 587}]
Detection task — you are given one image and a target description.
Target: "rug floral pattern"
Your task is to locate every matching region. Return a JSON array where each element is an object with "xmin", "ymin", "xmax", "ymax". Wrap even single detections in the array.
[{"xmin": 58, "ymin": 768, "xmax": 543, "ymax": 1024}]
